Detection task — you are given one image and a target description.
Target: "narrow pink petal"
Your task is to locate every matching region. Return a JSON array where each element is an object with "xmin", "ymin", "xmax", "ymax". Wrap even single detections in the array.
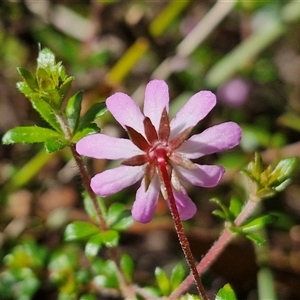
[
  {"xmin": 170, "ymin": 91, "xmax": 216, "ymax": 137},
  {"xmin": 76, "ymin": 134, "xmax": 143, "ymax": 159},
  {"xmin": 175, "ymin": 164, "xmax": 225, "ymax": 188},
  {"xmin": 91, "ymin": 165, "xmax": 145, "ymax": 197},
  {"xmin": 106, "ymin": 92, "xmax": 145, "ymax": 133},
  {"xmin": 167, "ymin": 186, "xmax": 197, "ymax": 220},
  {"xmin": 178, "ymin": 122, "xmax": 242, "ymax": 159},
  {"xmin": 143, "ymin": 80, "xmax": 169, "ymax": 131},
  {"xmin": 131, "ymin": 176, "xmax": 160, "ymax": 223}
]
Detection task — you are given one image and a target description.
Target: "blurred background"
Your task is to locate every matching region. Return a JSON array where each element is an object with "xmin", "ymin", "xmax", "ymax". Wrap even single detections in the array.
[{"xmin": 1, "ymin": 1, "xmax": 300, "ymax": 299}]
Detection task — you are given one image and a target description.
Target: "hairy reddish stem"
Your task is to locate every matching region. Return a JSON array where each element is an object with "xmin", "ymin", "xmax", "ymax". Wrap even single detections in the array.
[
  {"xmin": 70, "ymin": 143, "xmax": 140, "ymax": 298},
  {"xmin": 170, "ymin": 195, "xmax": 258, "ymax": 298},
  {"xmin": 70, "ymin": 144, "xmax": 108, "ymax": 230},
  {"xmin": 156, "ymin": 149, "xmax": 208, "ymax": 300}
]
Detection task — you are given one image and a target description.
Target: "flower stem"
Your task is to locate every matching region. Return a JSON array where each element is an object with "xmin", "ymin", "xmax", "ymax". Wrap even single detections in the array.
[
  {"xmin": 157, "ymin": 152, "xmax": 208, "ymax": 300},
  {"xmin": 170, "ymin": 194, "xmax": 259, "ymax": 298}
]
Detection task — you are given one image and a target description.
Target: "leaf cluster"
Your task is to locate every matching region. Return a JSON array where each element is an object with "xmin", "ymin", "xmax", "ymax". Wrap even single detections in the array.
[
  {"xmin": 243, "ymin": 152, "xmax": 297, "ymax": 198},
  {"xmin": 2, "ymin": 48, "xmax": 107, "ymax": 152}
]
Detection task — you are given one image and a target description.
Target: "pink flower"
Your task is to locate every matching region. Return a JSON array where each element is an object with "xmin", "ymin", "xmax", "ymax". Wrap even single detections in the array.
[{"xmin": 76, "ymin": 80, "xmax": 242, "ymax": 223}]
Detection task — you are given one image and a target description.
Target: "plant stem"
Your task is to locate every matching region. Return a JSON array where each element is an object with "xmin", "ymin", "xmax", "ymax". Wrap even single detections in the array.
[
  {"xmin": 56, "ymin": 110, "xmax": 137, "ymax": 298},
  {"xmin": 157, "ymin": 151, "xmax": 208, "ymax": 300},
  {"xmin": 170, "ymin": 195, "xmax": 259, "ymax": 299},
  {"xmin": 70, "ymin": 143, "xmax": 139, "ymax": 299},
  {"xmin": 70, "ymin": 144, "xmax": 108, "ymax": 230}
]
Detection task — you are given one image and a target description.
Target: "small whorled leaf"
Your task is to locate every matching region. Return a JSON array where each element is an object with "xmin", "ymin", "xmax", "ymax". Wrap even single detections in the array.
[
  {"xmin": 2, "ymin": 126, "xmax": 62, "ymax": 145},
  {"xmin": 83, "ymin": 193, "xmax": 107, "ymax": 223},
  {"xmin": 99, "ymin": 230, "xmax": 119, "ymax": 248},
  {"xmin": 228, "ymin": 197, "xmax": 243, "ymax": 219},
  {"xmin": 269, "ymin": 158, "xmax": 297, "ymax": 187},
  {"xmin": 44, "ymin": 137, "xmax": 70, "ymax": 153},
  {"xmin": 77, "ymin": 102, "xmax": 107, "ymax": 132},
  {"xmin": 64, "ymin": 221, "xmax": 99, "ymax": 241},
  {"xmin": 106, "ymin": 203, "xmax": 125, "ymax": 225},
  {"xmin": 170, "ymin": 263, "xmax": 185, "ymax": 291},
  {"xmin": 65, "ymin": 91, "xmax": 83, "ymax": 132},
  {"xmin": 120, "ymin": 253, "xmax": 134, "ymax": 283},
  {"xmin": 155, "ymin": 267, "xmax": 170, "ymax": 296},
  {"xmin": 72, "ymin": 124, "xmax": 101, "ymax": 142},
  {"xmin": 106, "ymin": 202, "xmax": 134, "ymax": 231},
  {"xmin": 17, "ymin": 67, "xmax": 38, "ymax": 90},
  {"xmin": 239, "ymin": 215, "xmax": 277, "ymax": 233},
  {"xmin": 16, "ymin": 82, "xmax": 62, "ymax": 132},
  {"xmin": 244, "ymin": 232, "xmax": 266, "ymax": 245},
  {"xmin": 211, "ymin": 197, "xmax": 232, "ymax": 222},
  {"xmin": 85, "ymin": 233, "xmax": 103, "ymax": 258},
  {"xmin": 215, "ymin": 283, "xmax": 237, "ymax": 300},
  {"xmin": 59, "ymin": 76, "xmax": 74, "ymax": 100},
  {"xmin": 92, "ymin": 259, "xmax": 119, "ymax": 289}
]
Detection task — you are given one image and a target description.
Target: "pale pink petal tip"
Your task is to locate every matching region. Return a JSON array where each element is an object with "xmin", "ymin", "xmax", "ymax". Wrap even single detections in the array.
[
  {"xmin": 172, "ymin": 187, "xmax": 197, "ymax": 220},
  {"xmin": 131, "ymin": 177, "xmax": 160, "ymax": 223}
]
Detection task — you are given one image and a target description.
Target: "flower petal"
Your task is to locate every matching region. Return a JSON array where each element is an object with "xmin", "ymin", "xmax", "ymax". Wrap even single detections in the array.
[
  {"xmin": 76, "ymin": 134, "xmax": 143, "ymax": 159},
  {"xmin": 168, "ymin": 186, "xmax": 197, "ymax": 220},
  {"xmin": 91, "ymin": 165, "xmax": 145, "ymax": 197},
  {"xmin": 143, "ymin": 80, "xmax": 170, "ymax": 131},
  {"xmin": 106, "ymin": 92, "xmax": 145, "ymax": 133},
  {"xmin": 178, "ymin": 122, "xmax": 242, "ymax": 159},
  {"xmin": 132, "ymin": 176, "xmax": 160, "ymax": 223},
  {"xmin": 170, "ymin": 91, "xmax": 216, "ymax": 137},
  {"xmin": 175, "ymin": 164, "xmax": 225, "ymax": 187}
]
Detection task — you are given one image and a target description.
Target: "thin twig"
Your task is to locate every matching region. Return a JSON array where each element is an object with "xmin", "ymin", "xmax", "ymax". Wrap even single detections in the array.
[{"xmin": 170, "ymin": 195, "xmax": 259, "ymax": 298}]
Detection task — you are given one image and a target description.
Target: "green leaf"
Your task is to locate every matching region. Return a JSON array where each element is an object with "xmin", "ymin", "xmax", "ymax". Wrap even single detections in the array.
[
  {"xmin": 120, "ymin": 253, "xmax": 134, "ymax": 283},
  {"xmin": 244, "ymin": 232, "xmax": 266, "ymax": 245},
  {"xmin": 16, "ymin": 83, "xmax": 62, "ymax": 132},
  {"xmin": 107, "ymin": 203, "xmax": 125, "ymax": 224},
  {"xmin": 269, "ymin": 158, "xmax": 297, "ymax": 186},
  {"xmin": 229, "ymin": 197, "xmax": 243, "ymax": 218},
  {"xmin": 65, "ymin": 91, "xmax": 83, "ymax": 132},
  {"xmin": 77, "ymin": 102, "xmax": 107, "ymax": 131},
  {"xmin": 59, "ymin": 76, "xmax": 74, "ymax": 99},
  {"xmin": 99, "ymin": 230, "xmax": 119, "ymax": 247},
  {"xmin": 107, "ymin": 202, "xmax": 134, "ymax": 230},
  {"xmin": 83, "ymin": 193, "xmax": 107, "ymax": 223},
  {"xmin": 85, "ymin": 233, "xmax": 103, "ymax": 258},
  {"xmin": 17, "ymin": 67, "xmax": 38, "ymax": 90},
  {"xmin": 92, "ymin": 259, "xmax": 119, "ymax": 289},
  {"xmin": 44, "ymin": 137, "xmax": 69, "ymax": 152},
  {"xmin": 215, "ymin": 284, "xmax": 237, "ymax": 300},
  {"xmin": 212, "ymin": 209, "xmax": 227, "ymax": 220},
  {"xmin": 72, "ymin": 124, "xmax": 100, "ymax": 142},
  {"xmin": 211, "ymin": 198, "xmax": 232, "ymax": 221},
  {"xmin": 64, "ymin": 221, "xmax": 99, "ymax": 241},
  {"xmin": 155, "ymin": 267, "xmax": 170, "ymax": 296},
  {"xmin": 111, "ymin": 213, "xmax": 134, "ymax": 231},
  {"xmin": 241, "ymin": 215, "xmax": 277, "ymax": 233},
  {"xmin": 170, "ymin": 263, "xmax": 185, "ymax": 291},
  {"xmin": 2, "ymin": 126, "xmax": 62, "ymax": 145}
]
